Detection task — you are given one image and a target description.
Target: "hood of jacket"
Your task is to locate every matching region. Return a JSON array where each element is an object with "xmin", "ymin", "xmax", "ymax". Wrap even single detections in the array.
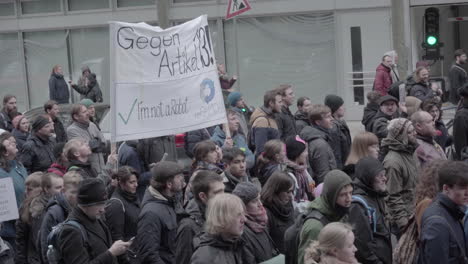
[
  {"xmin": 141, "ymin": 186, "xmax": 174, "ymax": 208},
  {"xmin": 12, "ymin": 129, "xmax": 29, "ymax": 141},
  {"xmin": 185, "ymin": 198, "xmax": 206, "ymax": 223},
  {"xmin": 300, "ymin": 124, "xmax": 330, "ymax": 143},
  {"xmin": 353, "ymin": 157, "xmax": 387, "ymax": 197},
  {"xmin": 197, "ymin": 233, "xmax": 244, "ymax": 250},
  {"xmin": 46, "ymin": 192, "xmax": 71, "ymax": 213},
  {"xmin": 294, "ymin": 110, "xmax": 308, "ymax": 122}
]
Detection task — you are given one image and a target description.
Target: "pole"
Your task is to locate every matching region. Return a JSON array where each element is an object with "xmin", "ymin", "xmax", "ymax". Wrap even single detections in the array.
[
  {"xmin": 391, "ymin": 0, "xmax": 411, "ymax": 78},
  {"xmin": 156, "ymin": 0, "xmax": 170, "ymax": 29}
]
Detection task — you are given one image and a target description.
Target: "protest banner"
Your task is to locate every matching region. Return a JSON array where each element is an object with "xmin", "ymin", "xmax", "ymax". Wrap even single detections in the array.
[
  {"xmin": 0, "ymin": 177, "xmax": 19, "ymax": 222},
  {"xmin": 110, "ymin": 15, "xmax": 227, "ymax": 142}
]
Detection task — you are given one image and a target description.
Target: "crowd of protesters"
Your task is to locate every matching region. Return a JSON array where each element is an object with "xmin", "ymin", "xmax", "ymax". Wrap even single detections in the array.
[{"xmin": 0, "ymin": 49, "xmax": 467, "ymax": 264}]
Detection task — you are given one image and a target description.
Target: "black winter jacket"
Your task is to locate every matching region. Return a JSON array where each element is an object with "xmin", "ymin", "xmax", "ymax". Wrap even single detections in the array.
[
  {"xmin": 263, "ymin": 200, "xmax": 294, "ymax": 253},
  {"xmin": 448, "ymin": 63, "xmax": 467, "ymax": 105},
  {"xmin": 362, "ymin": 102, "xmax": 380, "ymax": 132},
  {"xmin": 191, "ymin": 233, "xmax": 252, "ymax": 264},
  {"xmin": 184, "ymin": 128, "xmax": 213, "ymax": 158},
  {"xmin": 242, "ymin": 224, "xmax": 278, "ymax": 263},
  {"xmin": 409, "ymin": 82, "xmax": 438, "ymax": 102},
  {"xmin": 105, "ymin": 187, "xmax": 140, "ymax": 242},
  {"xmin": 418, "ymin": 193, "xmax": 467, "ymax": 264},
  {"xmin": 329, "ymin": 119, "xmax": 352, "ymax": 169},
  {"xmin": 19, "ymin": 134, "xmax": 55, "ymax": 173},
  {"xmin": 294, "ymin": 111, "xmax": 310, "ymax": 135},
  {"xmin": 39, "ymin": 193, "xmax": 71, "ymax": 263},
  {"xmin": 58, "ymin": 207, "xmax": 115, "ymax": 264},
  {"xmin": 49, "ymin": 73, "xmax": 69, "ymax": 104},
  {"xmin": 71, "ymin": 73, "xmax": 103, "ymax": 103},
  {"xmin": 137, "ymin": 188, "xmax": 177, "ymax": 264},
  {"xmin": 0, "ymin": 110, "xmax": 13, "ymax": 132},
  {"xmin": 12, "ymin": 128, "xmax": 29, "ymax": 152},
  {"xmin": 453, "ymin": 100, "xmax": 468, "ymax": 160},
  {"xmin": 435, "ymin": 119, "xmax": 451, "ymax": 151},
  {"xmin": 175, "ymin": 199, "xmax": 206, "ymax": 264},
  {"xmin": 276, "ymin": 105, "xmax": 298, "ymax": 141},
  {"xmin": 53, "ymin": 117, "xmax": 68, "ymax": 143}
]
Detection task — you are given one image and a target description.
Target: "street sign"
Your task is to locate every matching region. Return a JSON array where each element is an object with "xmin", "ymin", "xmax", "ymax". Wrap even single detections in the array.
[{"xmin": 226, "ymin": 0, "xmax": 251, "ymax": 20}]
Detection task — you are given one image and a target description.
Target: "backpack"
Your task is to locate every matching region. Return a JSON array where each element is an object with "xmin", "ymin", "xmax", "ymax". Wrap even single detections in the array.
[
  {"xmin": 352, "ymin": 195, "xmax": 377, "ymax": 236},
  {"xmin": 284, "ymin": 209, "xmax": 329, "ymax": 264},
  {"xmin": 248, "ymin": 115, "xmax": 271, "ymax": 153},
  {"xmin": 46, "ymin": 220, "xmax": 88, "ymax": 264}
]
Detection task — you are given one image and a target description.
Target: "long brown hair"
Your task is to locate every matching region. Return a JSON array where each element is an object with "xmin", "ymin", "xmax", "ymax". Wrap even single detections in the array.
[
  {"xmin": 414, "ymin": 160, "xmax": 449, "ymax": 205},
  {"xmin": 260, "ymin": 171, "xmax": 293, "ymax": 205},
  {"xmin": 345, "ymin": 132, "xmax": 379, "ymax": 165}
]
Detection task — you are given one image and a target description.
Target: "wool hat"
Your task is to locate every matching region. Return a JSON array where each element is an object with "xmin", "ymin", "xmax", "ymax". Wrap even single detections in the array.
[
  {"xmin": 79, "ymin": 99, "xmax": 94, "ymax": 108},
  {"xmin": 324, "ymin": 95, "xmax": 344, "ymax": 114},
  {"xmin": 354, "ymin": 157, "xmax": 384, "ymax": 188},
  {"xmin": 77, "ymin": 178, "xmax": 108, "ymax": 206},
  {"xmin": 285, "ymin": 135, "xmax": 306, "ymax": 161},
  {"xmin": 378, "ymin": 95, "xmax": 399, "ymax": 106},
  {"xmin": 232, "ymin": 182, "xmax": 260, "ymax": 205},
  {"xmin": 32, "ymin": 115, "xmax": 50, "ymax": 132},
  {"xmin": 227, "ymin": 92, "xmax": 242, "ymax": 107},
  {"xmin": 151, "ymin": 161, "xmax": 184, "ymax": 183}
]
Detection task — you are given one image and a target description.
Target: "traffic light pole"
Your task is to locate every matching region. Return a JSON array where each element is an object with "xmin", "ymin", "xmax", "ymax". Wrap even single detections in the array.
[{"xmin": 391, "ymin": 0, "xmax": 411, "ymax": 78}]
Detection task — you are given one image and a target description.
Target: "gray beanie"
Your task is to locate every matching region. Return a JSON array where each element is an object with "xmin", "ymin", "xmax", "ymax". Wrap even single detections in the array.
[{"xmin": 232, "ymin": 182, "xmax": 260, "ymax": 205}]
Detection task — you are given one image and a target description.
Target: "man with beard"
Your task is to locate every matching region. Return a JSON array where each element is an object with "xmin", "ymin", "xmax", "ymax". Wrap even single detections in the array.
[
  {"xmin": 44, "ymin": 100, "xmax": 67, "ymax": 143},
  {"xmin": 449, "ymin": 49, "xmax": 467, "ymax": 105},
  {"xmin": 295, "ymin": 96, "xmax": 312, "ymax": 135},
  {"xmin": 275, "ymin": 84, "xmax": 297, "ymax": 141},
  {"xmin": 0, "ymin": 95, "xmax": 19, "ymax": 132},
  {"xmin": 412, "ymin": 111, "xmax": 447, "ymax": 167},
  {"xmin": 409, "ymin": 67, "xmax": 442, "ymax": 102},
  {"xmin": 348, "ymin": 157, "xmax": 392, "ymax": 264},
  {"xmin": 370, "ymin": 95, "xmax": 407, "ymax": 141},
  {"xmin": 381, "ymin": 118, "xmax": 419, "ymax": 237}
]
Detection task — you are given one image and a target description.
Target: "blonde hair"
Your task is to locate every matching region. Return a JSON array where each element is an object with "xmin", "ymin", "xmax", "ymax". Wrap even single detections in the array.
[
  {"xmin": 205, "ymin": 193, "xmax": 245, "ymax": 235},
  {"xmin": 63, "ymin": 138, "xmax": 88, "ymax": 161},
  {"xmin": 304, "ymin": 222, "xmax": 354, "ymax": 264},
  {"xmin": 63, "ymin": 171, "xmax": 82, "ymax": 189},
  {"xmin": 345, "ymin": 132, "xmax": 379, "ymax": 165},
  {"xmin": 308, "ymin": 104, "xmax": 331, "ymax": 122},
  {"xmin": 25, "ymin": 172, "xmax": 43, "ymax": 189}
]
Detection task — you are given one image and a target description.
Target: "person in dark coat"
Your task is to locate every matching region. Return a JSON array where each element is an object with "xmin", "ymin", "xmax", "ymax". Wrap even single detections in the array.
[
  {"xmin": 19, "ymin": 115, "xmax": 56, "ymax": 173},
  {"xmin": 175, "ymin": 170, "xmax": 224, "ymax": 264},
  {"xmin": 184, "ymin": 127, "xmax": 214, "ymax": 159},
  {"xmin": 421, "ymin": 99, "xmax": 452, "ymax": 151},
  {"xmin": 137, "ymin": 161, "xmax": 186, "ymax": 264},
  {"xmin": 190, "ymin": 193, "xmax": 253, "ymax": 264},
  {"xmin": 105, "ymin": 166, "xmax": 141, "ymax": 264},
  {"xmin": 300, "ymin": 104, "xmax": 337, "ymax": 184},
  {"xmin": 260, "ymin": 171, "xmax": 295, "ymax": 254},
  {"xmin": 118, "ymin": 140, "xmax": 152, "ymax": 200},
  {"xmin": 0, "ymin": 95, "xmax": 19, "ymax": 132},
  {"xmin": 58, "ymin": 178, "xmax": 130, "ymax": 263},
  {"xmin": 409, "ymin": 66, "xmax": 441, "ymax": 102},
  {"xmin": 362, "ymin": 91, "xmax": 382, "ymax": 132},
  {"xmin": 227, "ymin": 92, "xmax": 250, "ymax": 137},
  {"xmin": 418, "ymin": 161, "xmax": 468, "ymax": 264},
  {"xmin": 44, "ymin": 100, "xmax": 68, "ymax": 143},
  {"xmin": 370, "ymin": 95, "xmax": 408, "ymax": 142},
  {"xmin": 448, "ymin": 49, "xmax": 467, "ymax": 105},
  {"xmin": 63, "ymin": 138, "xmax": 98, "ymax": 179},
  {"xmin": 232, "ymin": 182, "xmax": 279, "ymax": 263},
  {"xmin": 70, "ymin": 66, "xmax": 103, "ymax": 103},
  {"xmin": 453, "ymin": 84, "xmax": 468, "ymax": 160},
  {"xmin": 324, "ymin": 95, "xmax": 352, "ymax": 169},
  {"xmin": 39, "ymin": 170, "xmax": 81, "ymax": 263},
  {"xmin": 294, "ymin": 96, "xmax": 312, "ymax": 135},
  {"xmin": 373, "ymin": 55, "xmax": 393, "ymax": 96},
  {"xmin": 253, "ymin": 139, "xmax": 285, "ymax": 185},
  {"xmin": 222, "ymin": 148, "xmax": 252, "ymax": 193},
  {"xmin": 275, "ymin": 84, "xmax": 298, "ymax": 141},
  {"xmin": 348, "ymin": 157, "xmax": 392, "ymax": 264},
  {"xmin": 48, "ymin": 65, "xmax": 69, "ymax": 104},
  {"xmin": 11, "ymin": 115, "xmax": 30, "ymax": 152}
]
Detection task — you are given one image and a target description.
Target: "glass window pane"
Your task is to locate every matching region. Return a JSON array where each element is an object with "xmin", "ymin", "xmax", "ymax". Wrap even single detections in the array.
[
  {"xmin": 0, "ymin": 33, "xmax": 27, "ymax": 112},
  {"xmin": 0, "ymin": 3, "xmax": 15, "ymax": 16},
  {"xmin": 69, "ymin": 27, "xmax": 109, "ymax": 104},
  {"xmin": 117, "ymin": 0, "xmax": 154, "ymax": 8},
  {"xmin": 68, "ymin": 0, "xmax": 109, "ymax": 11},
  {"xmin": 24, "ymin": 30, "xmax": 69, "ymax": 108},
  {"xmin": 21, "ymin": 0, "xmax": 61, "ymax": 14},
  {"xmin": 224, "ymin": 14, "xmax": 336, "ymax": 108}
]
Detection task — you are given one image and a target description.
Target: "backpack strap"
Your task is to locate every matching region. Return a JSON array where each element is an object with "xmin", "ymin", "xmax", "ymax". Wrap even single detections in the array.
[
  {"xmin": 304, "ymin": 209, "xmax": 329, "ymax": 227},
  {"xmin": 65, "ymin": 220, "xmax": 88, "ymax": 244},
  {"xmin": 107, "ymin": 198, "xmax": 125, "ymax": 213},
  {"xmin": 352, "ymin": 195, "xmax": 377, "ymax": 233}
]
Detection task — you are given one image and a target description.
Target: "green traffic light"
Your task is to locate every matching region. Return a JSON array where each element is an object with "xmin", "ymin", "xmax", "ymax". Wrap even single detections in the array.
[{"xmin": 427, "ymin": 35, "xmax": 438, "ymax": 46}]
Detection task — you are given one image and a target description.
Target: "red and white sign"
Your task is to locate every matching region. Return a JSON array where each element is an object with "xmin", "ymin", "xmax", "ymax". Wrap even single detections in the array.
[{"xmin": 226, "ymin": 0, "xmax": 251, "ymax": 20}]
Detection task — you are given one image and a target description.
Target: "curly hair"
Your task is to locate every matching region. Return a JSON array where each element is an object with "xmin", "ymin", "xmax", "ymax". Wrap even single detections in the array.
[{"xmin": 414, "ymin": 160, "xmax": 449, "ymax": 205}]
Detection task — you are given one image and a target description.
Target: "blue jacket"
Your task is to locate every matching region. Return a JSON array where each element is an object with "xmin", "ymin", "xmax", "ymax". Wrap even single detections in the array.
[
  {"xmin": 210, "ymin": 126, "xmax": 254, "ymax": 169},
  {"xmin": 48, "ymin": 73, "xmax": 69, "ymax": 104}
]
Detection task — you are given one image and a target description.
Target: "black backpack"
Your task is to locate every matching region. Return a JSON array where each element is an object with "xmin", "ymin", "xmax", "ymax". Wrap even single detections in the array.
[
  {"xmin": 46, "ymin": 220, "xmax": 88, "ymax": 264},
  {"xmin": 284, "ymin": 209, "xmax": 329, "ymax": 264}
]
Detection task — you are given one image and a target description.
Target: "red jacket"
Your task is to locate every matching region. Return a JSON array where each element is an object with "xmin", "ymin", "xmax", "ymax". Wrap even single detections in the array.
[{"xmin": 373, "ymin": 63, "xmax": 392, "ymax": 96}]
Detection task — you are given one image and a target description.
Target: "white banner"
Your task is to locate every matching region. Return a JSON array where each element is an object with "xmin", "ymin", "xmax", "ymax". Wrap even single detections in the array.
[
  {"xmin": 0, "ymin": 178, "xmax": 19, "ymax": 222},
  {"xmin": 110, "ymin": 15, "xmax": 227, "ymax": 142}
]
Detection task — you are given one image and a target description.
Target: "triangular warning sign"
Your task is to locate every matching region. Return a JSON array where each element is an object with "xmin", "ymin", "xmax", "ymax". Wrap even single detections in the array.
[{"xmin": 226, "ymin": 0, "xmax": 251, "ymax": 20}]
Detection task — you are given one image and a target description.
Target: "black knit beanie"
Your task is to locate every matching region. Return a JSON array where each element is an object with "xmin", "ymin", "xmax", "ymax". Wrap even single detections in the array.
[
  {"xmin": 285, "ymin": 135, "xmax": 306, "ymax": 161},
  {"xmin": 32, "ymin": 115, "xmax": 50, "ymax": 132},
  {"xmin": 324, "ymin": 95, "xmax": 344, "ymax": 114},
  {"xmin": 77, "ymin": 178, "xmax": 108, "ymax": 206}
]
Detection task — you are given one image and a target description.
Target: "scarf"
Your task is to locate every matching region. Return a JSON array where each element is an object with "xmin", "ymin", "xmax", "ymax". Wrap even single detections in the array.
[
  {"xmin": 117, "ymin": 186, "xmax": 138, "ymax": 204},
  {"xmin": 264, "ymin": 199, "xmax": 293, "ymax": 222},
  {"xmin": 287, "ymin": 163, "xmax": 313, "ymax": 202},
  {"xmin": 245, "ymin": 204, "xmax": 268, "ymax": 233}
]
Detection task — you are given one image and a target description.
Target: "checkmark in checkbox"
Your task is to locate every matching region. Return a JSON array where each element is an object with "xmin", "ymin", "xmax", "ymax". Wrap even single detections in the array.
[{"xmin": 118, "ymin": 98, "xmax": 138, "ymax": 125}]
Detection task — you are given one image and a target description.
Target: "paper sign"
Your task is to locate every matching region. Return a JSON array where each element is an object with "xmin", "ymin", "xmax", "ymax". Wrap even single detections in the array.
[
  {"xmin": 110, "ymin": 15, "xmax": 227, "ymax": 142},
  {"xmin": 0, "ymin": 177, "xmax": 19, "ymax": 222}
]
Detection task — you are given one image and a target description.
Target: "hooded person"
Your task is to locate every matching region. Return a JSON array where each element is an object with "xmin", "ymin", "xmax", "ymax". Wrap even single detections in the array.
[
  {"xmin": 348, "ymin": 157, "xmax": 392, "ymax": 264},
  {"xmin": 324, "ymin": 95, "xmax": 352, "ymax": 169},
  {"xmin": 297, "ymin": 170, "xmax": 353, "ymax": 264},
  {"xmin": 381, "ymin": 118, "xmax": 419, "ymax": 236},
  {"xmin": 232, "ymin": 182, "xmax": 279, "ymax": 263},
  {"xmin": 227, "ymin": 91, "xmax": 250, "ymax": 137}
]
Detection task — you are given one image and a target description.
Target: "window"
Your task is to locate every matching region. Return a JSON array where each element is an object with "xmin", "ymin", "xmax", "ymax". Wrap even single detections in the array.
[
  {"xmin": 0, "ymin": 2, "xmax": 15, "ymax": 16},
  {"xmin": 117, "ymin": 0, "xmax": 154, "ymax": 8},
  {"xmin": 68, "ymin": 0, "xmax": 109, "ymax": 11},
  {"xmin": 21, "ymin": 0, "xmax": 61, "ymax": 15}
]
